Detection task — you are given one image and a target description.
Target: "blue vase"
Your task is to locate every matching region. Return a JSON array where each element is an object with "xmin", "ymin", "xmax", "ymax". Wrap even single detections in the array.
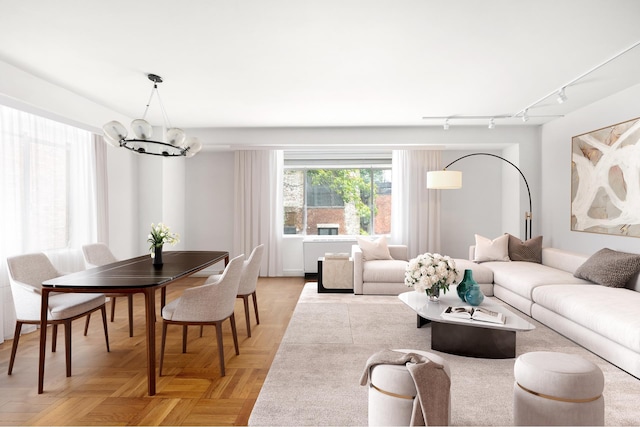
[
  {"xmin": 465, "ymin": 282, "xmax": 485, "ymax": 306},
  {"xmin": 457, "ymin": 269, "xmax": 476, "ymax": 302}
]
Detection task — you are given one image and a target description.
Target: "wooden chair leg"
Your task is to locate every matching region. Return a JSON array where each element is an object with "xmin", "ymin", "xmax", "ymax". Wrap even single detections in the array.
[
  {"xmin": 100, "ymin": 305, "xmax": 110, "ymax": 352},
  {"xmin": 64, "ymin": 320, "xmax": 72, "ymax": 377},
  {"xmin": 84, "ymin": 313, "xmax": 90, "ymax": 336},
  {"xmin": 215, "ymin": 322, "xmax": 225, "ymax": 376},
  {"xmin": 159, "ymin": 322, "xmax": 168, "ymax": 376},
  {"xmin": 127, "ymin": 294, "xmax": 134, "ymax": 337},
  {"xmin": 110, "ymin": 296, "xmax": 117, "ymax": 322},
  {"xmin": 182, "ymin": 325, "xmax": 188, "ymax": 353},
  {"xmin": 52, "ymin": 324, "xmax": 58, "ymax": 352},
  {"xmin": 8, "ymin": 321, "xmax": 23, "ymax": 375},
  {"xmin": 243, "ymin": 295, "xmax": 251, "ymax": 337},
  {"xmin": 252, "ymin": 291, "xmax": 260, "ymax": 325},
  {"xmin": 230, "ymin": 313, "xmax": 239, "ymax": 356}
]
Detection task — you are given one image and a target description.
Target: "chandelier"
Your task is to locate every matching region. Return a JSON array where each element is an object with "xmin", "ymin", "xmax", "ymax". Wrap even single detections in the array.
[{"xmin": 102, "ymin": 74, "xmax": 202, "ymax": 157}]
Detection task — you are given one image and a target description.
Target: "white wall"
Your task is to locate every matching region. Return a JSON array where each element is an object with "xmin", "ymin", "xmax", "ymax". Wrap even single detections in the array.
[{"xmin": 541, "ymin": 83, "xmax": 640, "ymax": 255}]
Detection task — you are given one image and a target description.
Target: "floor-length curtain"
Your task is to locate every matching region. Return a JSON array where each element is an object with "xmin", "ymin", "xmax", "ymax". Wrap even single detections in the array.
[
  {"xmin": 233, "ymin": 150, "xmax": 283, "ymax": 276},
  {"xmin": 391, "ymin": 150, "xmax": 442, "ymax": 258},
  {"xmin": 0, "ymin": 104, "xmax": 99, "ymax": 342}
]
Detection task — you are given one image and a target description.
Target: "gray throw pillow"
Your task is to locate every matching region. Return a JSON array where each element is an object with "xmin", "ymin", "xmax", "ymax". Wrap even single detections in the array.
[
  {"xmin": 508, "ymin": 234, "xmax": 542, "ymax": 263},
  {"xmin": 574, "ymin": 248, "xmax": 640, "ymax": 287}
]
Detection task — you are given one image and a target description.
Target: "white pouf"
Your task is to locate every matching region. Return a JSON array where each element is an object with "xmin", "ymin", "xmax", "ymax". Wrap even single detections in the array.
[
  {"xmin": 514, "ymin": 351, "xmax": 605, "ymax": 426},
  {"xmin": 368, "ymin": 349, "xmax": 451, "ymax": 426}
]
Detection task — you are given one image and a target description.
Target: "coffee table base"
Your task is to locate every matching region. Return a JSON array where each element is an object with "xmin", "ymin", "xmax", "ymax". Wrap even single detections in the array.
[{"xmin": 431, "ymin": 321, "xmax": 516, "ymax": 359}]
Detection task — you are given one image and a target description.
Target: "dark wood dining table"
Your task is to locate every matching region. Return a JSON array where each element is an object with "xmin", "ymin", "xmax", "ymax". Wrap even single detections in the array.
[{"xmin": 39, "ymin": 250, "xmax": 229, "ymax": 396}]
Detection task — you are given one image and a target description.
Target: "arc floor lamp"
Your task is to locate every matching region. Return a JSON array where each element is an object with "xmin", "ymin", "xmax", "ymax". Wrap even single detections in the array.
[{"xmin": 427, "ymin": 153, "xmax": 533, "ymax": 240}]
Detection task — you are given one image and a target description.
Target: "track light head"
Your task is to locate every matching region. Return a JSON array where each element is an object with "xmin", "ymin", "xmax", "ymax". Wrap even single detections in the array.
[
  {"xmin": 556, "ymin": 87, "xmax": 567, "ymax": 104},
  {"xmin": 443, "ymin": 119, "xmax": 450, "ymax": 130},
  {"xmin": 488, "ymin": 118, "xmax": 495, "ymax": 129},
  {"xmin": 522, "ymin": 110, "xmax": 529, "ymax": 122}
]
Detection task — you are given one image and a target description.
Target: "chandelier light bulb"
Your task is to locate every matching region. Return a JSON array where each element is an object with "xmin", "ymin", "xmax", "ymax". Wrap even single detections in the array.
[
  {"xmin": 131, "ymin": 119, "xmax": 153, "ymax": 140},
  {"xmin": 103, "ymin": 120, "xmax": 127, "ymax": 142},
  {"xmin": 166, "ymin": 128, "xmax": 186, "ymax": 146}
]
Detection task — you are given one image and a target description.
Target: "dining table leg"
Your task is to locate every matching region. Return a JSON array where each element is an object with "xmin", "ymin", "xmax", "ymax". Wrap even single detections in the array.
[
  {"xmin": 144, "ymin": 288, "xmax": 157, "ymax": 396},
  {"xmin": 38, "ymin": 288, "xmax": 50, "ymax": 394}
]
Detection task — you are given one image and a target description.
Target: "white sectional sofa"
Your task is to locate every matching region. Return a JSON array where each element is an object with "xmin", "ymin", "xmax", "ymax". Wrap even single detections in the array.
[
  {"xmin": 464, "ymin": 247, "xmax": 640, "ymax": 380},
  {"xmin": 352, "ymin": 241, "xmax": 640, "ymax": 379}
]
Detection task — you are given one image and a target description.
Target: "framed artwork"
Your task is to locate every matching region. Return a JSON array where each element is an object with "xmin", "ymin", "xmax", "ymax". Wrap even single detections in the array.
[{"xmin": 571, "ymin": 116, "xmax": 640, "ymax": 237}]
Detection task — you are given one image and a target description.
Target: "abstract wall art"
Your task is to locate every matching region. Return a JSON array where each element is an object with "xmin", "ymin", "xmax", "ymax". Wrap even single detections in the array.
[{"xmin": 571, "ymin": 116, "xmax": 640, "ymax": 237}]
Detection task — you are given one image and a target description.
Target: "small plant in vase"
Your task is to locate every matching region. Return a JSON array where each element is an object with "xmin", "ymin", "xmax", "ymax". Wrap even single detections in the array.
[
  {"xmin": 405, "ymin": 252, "xmax": 459, "ymax": 302},
  {"xmin": 148, "ymin": 223, "xmax": 180, "ymax": 265}
]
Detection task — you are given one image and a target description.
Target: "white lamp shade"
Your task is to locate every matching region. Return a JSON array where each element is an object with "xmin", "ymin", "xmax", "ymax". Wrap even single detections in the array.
[
  {"xmin": 103, "ymin": 120, "xmax": 127, "ymax": 142},
  {"xmin": 427, "ymin": 170, "xmax": 462, "ymax": 189},
  {"xmin": 185, "ymin": 137, "xmax": 202, "ymax": 157},
  {"xmin": 131, "ymin": 119, "xmax": 153, "ymax": 140},
  {"xmin": 166, "ymin": 128, "xmax": 186, "ymax": 146}
]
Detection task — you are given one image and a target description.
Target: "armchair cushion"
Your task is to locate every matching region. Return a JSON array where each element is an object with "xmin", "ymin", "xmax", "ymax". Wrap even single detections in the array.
[
  {"xmin": 356, "ymin": 236, "xmax": 393, "ymax": 261},
  {"xmin": 363, "ymin": 260, "xmax": 409, "ymax": 283}
]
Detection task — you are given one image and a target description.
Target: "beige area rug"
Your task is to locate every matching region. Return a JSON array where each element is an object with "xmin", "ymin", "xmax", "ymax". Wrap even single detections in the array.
[{"xmin": 249, "ymin": 283, "xmax": 640, "ymax": 426}]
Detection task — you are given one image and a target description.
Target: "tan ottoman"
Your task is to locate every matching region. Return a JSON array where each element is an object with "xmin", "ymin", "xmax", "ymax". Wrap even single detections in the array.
[
  {"xmin": 368, "ymin": 349, "xmax": 451, "ymax": 426},
  {"xmin": 514, "ymin": 351, "xmax": 605, "ymax": 426}
]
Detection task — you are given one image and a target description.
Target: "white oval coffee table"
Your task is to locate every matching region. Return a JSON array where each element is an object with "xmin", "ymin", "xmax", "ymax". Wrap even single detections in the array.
[{"xmin": 399, "ymin": 289, "xmax": 535, "ymax": 359}]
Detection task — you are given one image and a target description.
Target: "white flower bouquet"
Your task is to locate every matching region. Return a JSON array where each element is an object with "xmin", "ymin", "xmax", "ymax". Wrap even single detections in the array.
[
  {"xmin": 405, "ymin": 252, "xmax": 459, "ymax": 298},
  {"xmin": 148, "ymin": 222, "xmax": 180, "ymax": 254}
]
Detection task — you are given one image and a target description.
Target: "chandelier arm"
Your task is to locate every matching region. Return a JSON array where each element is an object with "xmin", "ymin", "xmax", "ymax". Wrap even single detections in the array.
[{"xmin": 444, "ymin": 152, "xmax": 532, "ymax": 240}]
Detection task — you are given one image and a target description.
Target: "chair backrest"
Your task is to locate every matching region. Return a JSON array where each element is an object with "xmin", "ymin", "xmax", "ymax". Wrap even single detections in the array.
[
  {"xmin": 171, "ymin": 255, "xmax": 245, "ymax": 322},
  {"xmin": 6, "ymin": 252, "xmax": 61, "ymax": 292},
  {"xmin": 238, "ymin": 244, "xmax": 264, "ymax": 295},
  {"xmin": 82, "ymin": 243, "xmax": 118, "ymax": 268}
]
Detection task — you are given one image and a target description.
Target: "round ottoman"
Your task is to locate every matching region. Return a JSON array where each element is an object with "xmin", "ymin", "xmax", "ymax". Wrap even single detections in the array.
[
  {"xmin": 368, "ymin": 349, "xmax": 451, "ymax": 426},
  {"xmin": 514, "ymin": 351, "xmax": 604, "ymax": 426}
]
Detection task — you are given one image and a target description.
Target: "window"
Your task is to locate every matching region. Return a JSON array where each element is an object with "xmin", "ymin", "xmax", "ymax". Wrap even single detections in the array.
[
  {"xmin": 0, "ymin": 104, "xmax": 95, "ymax": 252},
  {"xmin": 283, "ymin": 153, "xmax": 392, "ymax": 236}
]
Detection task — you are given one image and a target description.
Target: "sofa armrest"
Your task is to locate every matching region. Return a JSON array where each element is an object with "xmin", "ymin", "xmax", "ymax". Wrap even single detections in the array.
[{"xmin": 351, "ymin": 245, "xmax": 364, "ymax": 294}]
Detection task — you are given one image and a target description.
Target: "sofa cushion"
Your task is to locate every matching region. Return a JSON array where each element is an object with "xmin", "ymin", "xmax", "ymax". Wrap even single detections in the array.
[
  {"xmin": 357, "ymin": 236, "xmax": 393, "ymax": 261},
  {"xmin": 474, "ymin": 234, "xmax": 510, "ymax": 262},
  {"xmin": 485, "ymin": 261, "xmax": 592, "ymax": 299},
  {"xmin": 453, "ymin": 259, "xmax": 494, "ymax": 284},
  {"xmin": 532, "ymin": 284, "xmax": 640, "ymax": 353},
  {"xmin": 508, "ymin": 234, "xmax": 542, "ymax": 263},
  {"xmin": 574, "ymin": 248, "xmax": 640, "ymax": 288},
  {"xmin": 363, "ymin": 259, "xmax": 409, "ymax": 283}
]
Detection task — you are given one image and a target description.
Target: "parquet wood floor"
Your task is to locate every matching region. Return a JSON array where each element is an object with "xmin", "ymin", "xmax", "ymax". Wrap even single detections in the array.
[{"xmin": 0, "ymin": 276, "xmax": 304, "ymax": 426}]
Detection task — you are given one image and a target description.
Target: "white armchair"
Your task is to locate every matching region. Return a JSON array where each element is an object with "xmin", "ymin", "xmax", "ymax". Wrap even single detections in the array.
[
  {"xmin": 159, "ymin": 254, "xmax": 245, "ymax": 377},
  {"xmin": 6, "ymin": 252, "xmax": 110, "ymax": 376},
  {"xmin": 352, "ymin": 244, "xmax": 410, "ymax": 295},
  {"xmin": 82, "ymin": 243, "xmax": 135, "ymax": 336}
]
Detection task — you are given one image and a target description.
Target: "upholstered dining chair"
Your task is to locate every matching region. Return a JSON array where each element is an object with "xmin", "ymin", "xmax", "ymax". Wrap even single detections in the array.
[
  {"xmin": 6, "ymin": 252, "xmax": 110, "ymax": 377},
  {"xmin": 82, "ymin": 243, "xmax": 134, "ymax": 337},
  {"xmin": 159, "ymin": 254, "xmax": 244, "ymax": 377},
  {"xmin": 236, "ymin": 244, "xmax": 264, "ymax": 337}
]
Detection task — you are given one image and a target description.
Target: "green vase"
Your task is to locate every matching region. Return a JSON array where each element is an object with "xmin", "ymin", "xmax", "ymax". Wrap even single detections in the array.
[
  {"xmin": 465, "ymin": 282, "xmax": 485, "ymax": 306},
  {"xmin": 457, "ymin": 269, "xmax": 476, "ymax": 302}
]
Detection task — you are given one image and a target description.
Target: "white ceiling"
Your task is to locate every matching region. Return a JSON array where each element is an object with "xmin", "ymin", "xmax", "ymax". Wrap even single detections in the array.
[{"xmin": 1, "ymin": 0, "xmax": 640, "ymax": 129}]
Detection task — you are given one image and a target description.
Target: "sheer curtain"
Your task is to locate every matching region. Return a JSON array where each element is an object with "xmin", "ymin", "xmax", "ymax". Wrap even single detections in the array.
[
  {"xmin": 233, "ymin": 150, "xmax": 284, "ymax": 276},
  {"xmin": 0, "ymin": 104, "xmax": 99, "ymax": 342},
  {"xmin": 391, "ymin": 150, "xmax": 442, "ymax": 258}
]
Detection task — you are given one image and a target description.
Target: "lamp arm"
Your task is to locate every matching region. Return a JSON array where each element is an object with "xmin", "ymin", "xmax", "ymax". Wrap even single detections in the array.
[{"xmin": 444, "ymin": 153, "xmax": 532, "ymax": 239}]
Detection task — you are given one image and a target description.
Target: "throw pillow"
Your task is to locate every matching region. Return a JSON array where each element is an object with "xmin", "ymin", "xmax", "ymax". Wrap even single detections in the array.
[
  {"xmin": 508, "ymin": 234, "xmax": 543, "ymax": 263},
  {"xmin": 473, "ymin": 234, "xmax": 510, "ymax": 263},
  {"xmin": 574, "ymin": 248, "xmax": 640, "ymax": 288},
  {"xmin": 356, "ymin": 236, "xmax": 393, "ymax": 261}
]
